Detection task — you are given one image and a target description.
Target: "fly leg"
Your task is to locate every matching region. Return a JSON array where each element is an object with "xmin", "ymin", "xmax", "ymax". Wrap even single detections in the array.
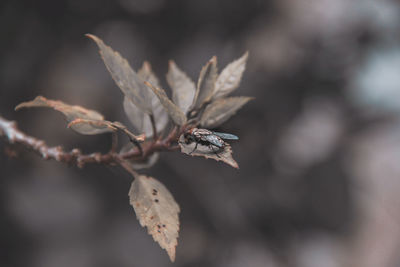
[{"xmin": 189, "ymin": 141, "xmax": 199, "ymax": 154}]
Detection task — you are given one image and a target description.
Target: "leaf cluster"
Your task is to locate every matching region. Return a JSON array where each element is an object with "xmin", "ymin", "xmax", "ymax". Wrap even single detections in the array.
[{"xmin": 14, "ymin": 34, "xmax": 252, "ymax": 261}]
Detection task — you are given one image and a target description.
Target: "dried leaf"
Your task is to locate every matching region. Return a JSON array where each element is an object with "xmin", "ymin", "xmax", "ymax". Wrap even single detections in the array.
[
  {"xmin": 123, "ymin": 62, "xmax": 169, "ymax": 137},
  {"xmin": 179, "ymin": 134, "xmax": 239, "ymax": 169},
  {"xmin": 200, "ymin": 96, "xmax": 253, "ymax": 128},
  {"xmin": 166, "ymin": 61, "xmax": 196, "ymax": 114},
  {"xmin": 123, "ymin": 97, "xmax": 151, "ymax": 135},
  {"xmin": 67, "ymin": 118, "xmax": 117, "ymax": 135},
  {"xmin": 86, "ymin": 34, "xmax": 153, "ymax": 114},
  {"xmin": 15, "ymin": 96, "xmax": 113, "ymax": 135},
  {"xmin": 68, "ymin": 119, "xmax": 145, "ymax": 141},
  {"xmin": 191, "ymin": 56, "xmax": 218, "ymax": 111},
  {"xmin": 138, "ymin": 62, "xmax": 169, "ymax": 134},
  {"xmin": 144, "ymin": 81, "xmax": 187, "ymax": 126},
  {"xmin": 138, "ymin": 61, "xmax": 160, "ymax": 88},
  {"xmin": 129, "ymin": 175, "xmax": 180, "ymax": 262},
  {"xmin": 213, "ymin": 52, "xmax": 248, "ymax": 99}
]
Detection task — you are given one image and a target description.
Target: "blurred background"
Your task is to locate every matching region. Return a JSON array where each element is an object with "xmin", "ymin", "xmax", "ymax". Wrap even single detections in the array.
[{"xmin": 2, "ymin": 0, "xmax": 400, "ymax": 266}]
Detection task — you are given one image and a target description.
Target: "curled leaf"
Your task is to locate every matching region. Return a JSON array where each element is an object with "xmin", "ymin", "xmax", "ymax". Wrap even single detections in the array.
[
  {"xmin": 191, "ymin": 56, "xmax": 218, "ymax": 111},
  {"xmin": 129, "ymin": 175, "xmax": 180, "ymax": 262},
  {"xmin": 67, "ymin": 118, "xmax": 117, "ymax": 135},
  {"xmin": 166, "ymin": 61, "xmax": 196, "ymax": 114},
  {"xmin": 86, "ymin": 34, "xmax": 153, "ymax": 114},
  {"xmin": 179, "ymin": 134, "xmax": 239, "ymax": 169},
  {"xmin": 15, "ymin": 96, "xmax": 113, "ymax": 135},
  {"xmin": 200, "ymin": 96, "xmax": 253, "ymax": 128},
  {"xmin": 123, "ymin": 62, "xmax": 168, "ymax": 137},
  {"xmin": 144, "ymin": 81, "xmax": 187, "ymax": 126},
  {"xmin": 68, "ymin": 119, "xmax": 145, "ymax": 141},
  {"xmin": 213, "ymin": 52, "xmax": 248, "ymax": 99}
]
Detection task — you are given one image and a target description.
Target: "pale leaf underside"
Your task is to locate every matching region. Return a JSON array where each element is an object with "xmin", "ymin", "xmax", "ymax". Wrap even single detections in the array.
[
  {"xmin": 200, "ymin": 96, "xmax": 253, "ymax": 128},
  {"xmin": 213, "ymin": 51, "xmax": 248, "ymax": 100},
  {"xmin": 129, "ymin": 175, "xmax": 180, "ymax": 262},
  {"xmin": 179, "ymin": 135, "xmax": 239, "ymax": 169},
  {"xmin": 15, "ymin": 96, "xmax": 114, "ymax": 135},
  {"xmin": 123, "ymin": 62, "xmax": 168, "ymax": 137},
  {"xmin": 86, "ymin": 34, "xmax": 153, "ymax": 114},
  {"xmin": 68, "ymin": 119, "xmax": 145, "ymax": 141},
  {"xmin": 191, "ymin": 56, "xmax": 218, "ymax": 111},
  {"xmin": 144, "ymin": 82, "xmax": 187, "ymax": 126},
  {"xmin": 167, "ymin": 60, "xmax": 196, "ymax": 114}
]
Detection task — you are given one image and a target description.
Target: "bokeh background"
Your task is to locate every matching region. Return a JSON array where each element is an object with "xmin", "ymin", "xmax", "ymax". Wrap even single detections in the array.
[{"xmin": 2, "ymin": 0, "xmax": 400, "ymax": 266}]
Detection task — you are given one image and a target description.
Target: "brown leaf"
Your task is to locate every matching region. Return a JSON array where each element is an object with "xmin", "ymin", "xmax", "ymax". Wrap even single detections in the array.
[
  {"xmin": 200, "ymin": 96, "xmax": 253, "ymax": 128},
  {"xmin": 191, "ymin": 56, "xmax": 218, "ymax": 111},
  {"xmin": 144, "ymin": 81, "xmax": 187, "ymax": 126},
  {"xmin": 129, "ymin": 175, "xmax": 180, "ymax": 262},
  {"xmin": 213, "ymin": 52, "xmax": 248, "ymax": 99},
  {"xmin": 86, "ymin": 34, "xmax": 153, "ymax": 114},
  {"xmin": 179, "ymin": 134, "xmax": 239, "ymax": 169},
  {"xmin": 123, "ymin": 62, "xmax": 168, "ymax": 137},
  {"xmin": 166, "ymin": 61, "xmax": 196, "ymax": 114},
  {"xmin": 15, "ymin": 96, "xmax": 114, "ymax": 135}
]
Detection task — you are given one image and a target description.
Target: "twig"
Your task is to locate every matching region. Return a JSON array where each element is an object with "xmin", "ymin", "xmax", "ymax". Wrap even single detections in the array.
[
  {"xmin": 0, "ymin": 115, "xmax": 184, "ymax": 169},
  {"xmin": 149, "ymin": 114, "xmax": 157, "ymax": 140},
  {"xmin": 110, "ymin": 132, "xmax": 118, "ymax": 153}
]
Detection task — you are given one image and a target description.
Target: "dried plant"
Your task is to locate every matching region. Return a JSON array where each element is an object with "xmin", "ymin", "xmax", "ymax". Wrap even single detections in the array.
[{"xmin": 0, "ymin": 34, "xmax": 252, "ymax": 262}]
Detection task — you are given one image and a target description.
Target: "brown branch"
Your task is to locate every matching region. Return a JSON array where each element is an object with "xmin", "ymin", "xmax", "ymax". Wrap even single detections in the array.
[
  {"xmin": 149, "ymin": 114, "xmax": 157, "ymax": 140},
  {"xmin": 0, "ymin": 115, "xmax": 184, "ymax": 169}
]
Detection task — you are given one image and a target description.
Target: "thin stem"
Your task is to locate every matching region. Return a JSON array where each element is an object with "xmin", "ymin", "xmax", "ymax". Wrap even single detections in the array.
[
  {"xmin": 110, "ymin": 132, "xmax": 118, "ymax": 153},
  {"xmin": 0, "ymin": 115, "xmax": 184, "ymax": 169},
  {"xmin": 149, "ymin": 114, "xmax": 157, "ymax": 140}
]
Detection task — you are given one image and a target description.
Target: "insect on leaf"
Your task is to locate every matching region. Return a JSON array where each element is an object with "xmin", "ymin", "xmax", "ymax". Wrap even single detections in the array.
[
  {"xmin": 144, "ymin": 81, "xmax": 187, "ymax": 126},
  {"xmin": 190, "ymin": 56, "xmax": 218, "ymax": 111},
  {"xmin": 213, "ymin": 52, "xmax": 248, "ymax": 100},
  {"xmin": 200, "ymin": 96, "xmax": 253, "ymax": 128},
  {"xmin": 86, "ymin": 34, "xmax": 153, "ymax": 114},
  {"xmin": 179, "ymin": 134, "xmax": 239, "ymax": 169},
  {"xmin": 166, "ymin": 60, "xmax": 196, "ymax": 114},
  {"xmin": 15, "ymin": 96, "xmax": 114, "ymax": 135},
  {"xmin": 129, "ymin": 175, "xmax": 180, "ymax": 262}
]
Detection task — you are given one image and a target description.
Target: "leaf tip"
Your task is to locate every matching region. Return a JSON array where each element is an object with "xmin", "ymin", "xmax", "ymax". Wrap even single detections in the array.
[
  {"xmin": 85, "ymin": 33, "xmax": 97, "ymax": 41},
  {"xmin": 168, "ymin": 248, "xmax": 176, "ymax": 262},
  {"xmin": 168, "ymin": 60, "xmax": 176, "ymax": 69},
  {"xmin": 15, "ymin": 96, "xmax": 45, "ymax": 111},
  {"xmin": 85, "ymin": 34, "xmax": 104, "ymax": 49},
  {"xmin": 142, "ymin": 61, "xmax": 152, "ymax": 71}
]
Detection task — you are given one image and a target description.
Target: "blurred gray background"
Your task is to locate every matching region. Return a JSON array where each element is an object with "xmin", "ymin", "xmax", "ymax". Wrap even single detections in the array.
[{"xmin": 2, "ymin": 0, "xmax": 400, "ymax": 266}]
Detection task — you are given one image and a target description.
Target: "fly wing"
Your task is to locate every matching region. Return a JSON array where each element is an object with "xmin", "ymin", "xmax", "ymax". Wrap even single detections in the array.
[
  {"xmin": 212, "ymin": 132, "xmax": 239, "ymax": 140},
  {"xmin": 203, "ymin": 134, "xmax": 225, "ymax": 148}
]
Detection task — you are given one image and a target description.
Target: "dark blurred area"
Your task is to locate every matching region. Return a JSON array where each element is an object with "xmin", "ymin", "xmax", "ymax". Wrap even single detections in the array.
[{"xmin": 2, "ymin": 0, "xmax": 400, "ymax": 266}]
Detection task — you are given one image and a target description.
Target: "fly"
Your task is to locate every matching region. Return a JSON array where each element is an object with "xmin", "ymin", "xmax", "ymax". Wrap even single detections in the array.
[{"xmin": 183, "ymin": 128, "xmax": 239, "ymax": 155}]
